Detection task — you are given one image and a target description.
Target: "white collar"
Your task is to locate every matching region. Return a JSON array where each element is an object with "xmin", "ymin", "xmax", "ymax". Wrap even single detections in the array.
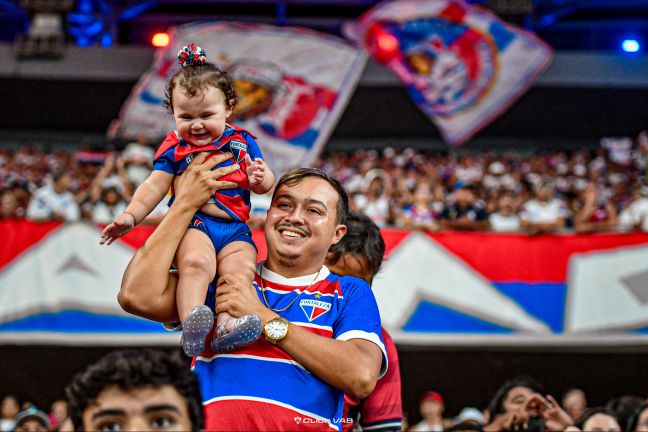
[{"xmin": 257, "ymin": 261, "xmax": 330, "ymax": 287}]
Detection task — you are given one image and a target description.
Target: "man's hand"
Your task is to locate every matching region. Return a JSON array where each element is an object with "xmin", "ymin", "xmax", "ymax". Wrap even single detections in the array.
[
  {"xmin": 174, "ymin": 152, "xmax": 239, "ymax": 210},
  {"xmin": 215, "ymin": 274, "xmax": 275, "ymax": 322}
]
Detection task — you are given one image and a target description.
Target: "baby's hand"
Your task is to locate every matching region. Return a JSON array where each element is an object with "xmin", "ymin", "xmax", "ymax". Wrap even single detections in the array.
[
  {"xmin": 100, "ymin": 212, "xmax": 135, "ymax": 245},
  {"xmin": 247, "ymin": 156, "xmax": 267, "ymax": 187}
]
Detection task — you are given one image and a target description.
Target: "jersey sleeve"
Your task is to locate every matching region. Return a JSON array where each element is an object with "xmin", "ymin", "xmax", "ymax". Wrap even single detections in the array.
[
  {"xmin": 359, "ymin": 330, "xmax": 403, "ymax": 432},
  {"xmin": 153, "ymin": 146, "xmax": 177, "ymax": 174},
  {"xmin": 333, "ymin": 276, "xmax": 388, "ymax": 377},
  {"xmin": 244, "ymin": 133, "xmax": 264, "ymax": 160}
]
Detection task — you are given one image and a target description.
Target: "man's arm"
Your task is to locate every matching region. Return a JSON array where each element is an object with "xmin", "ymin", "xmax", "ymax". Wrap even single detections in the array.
[
  {"xmin": 118, "ymin": 152, "xmax": 238, "ymax": 322},
  {"xmin": 215, "ymin": 274, "xmax": 384, "ymax": 399},
  {"xmin": 359, "ymin": 330, "xmax": 403, "ymax": 432}
]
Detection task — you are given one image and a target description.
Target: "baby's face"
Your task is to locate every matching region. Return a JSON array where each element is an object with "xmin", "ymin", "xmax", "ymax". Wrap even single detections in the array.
[{"xmin": 173, "ymin": 86, "xmax": 232, "ymax": 146}]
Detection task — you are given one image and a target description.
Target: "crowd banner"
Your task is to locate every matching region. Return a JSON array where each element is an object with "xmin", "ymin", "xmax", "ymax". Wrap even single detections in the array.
[
  {"xmin": 344, "ymin": 0, "xmax": 553, "ymax": 146},
  {"xmin": 1, "ymin": 220, "xmax": 648, "ymax": 345},
  {"xmin": 108, "ymin": 22, "xmax": 367, "ymax": 176}
]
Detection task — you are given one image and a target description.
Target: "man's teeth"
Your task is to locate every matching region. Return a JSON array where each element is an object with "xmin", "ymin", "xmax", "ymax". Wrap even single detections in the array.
[{"xmin": 283, "ymin": 231, "xmax": 303, "ymax": 238}]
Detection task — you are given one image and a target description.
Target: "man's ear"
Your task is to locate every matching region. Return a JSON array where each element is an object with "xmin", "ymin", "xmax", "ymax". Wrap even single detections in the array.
[{"xmin": 331, "ymin": 224, "xmax": 347, "ymax": 246}]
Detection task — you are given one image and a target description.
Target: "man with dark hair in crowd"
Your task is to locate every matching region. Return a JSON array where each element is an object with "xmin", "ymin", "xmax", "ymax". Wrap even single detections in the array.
[
  {"xmin": 439, "ymin": 185, "xmax": 490, "ymax": 231},
  {"xmin": 119, "ymin": 154, "xmax": 386, "ymax": 431},
  {"xmin": 484, "ymin": 376, "xmax": 572, "ymax": 432},
  {"xmin": 326, "ymin": 212, "xmax": 403, "ymax": 432},
  {"xmin": 65, "ymin": 349, "xmax": 203, "ymax": 432}
]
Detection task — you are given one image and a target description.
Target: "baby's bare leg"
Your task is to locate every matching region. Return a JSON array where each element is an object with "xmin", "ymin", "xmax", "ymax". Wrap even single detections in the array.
[
  {"xmin": 176, "ymin": 229, "xmax": 217, "ymax": 322},
  {"xmin": 211, "ymin": 241, "xmax": 260, "ymax": 353},
  {"xmin": 176, "ymin": 228, "xmax": 217, "ymax": 356},
  {"xmin": 216, "ymin": 241, "xmax": 257, "ymax": 328}
]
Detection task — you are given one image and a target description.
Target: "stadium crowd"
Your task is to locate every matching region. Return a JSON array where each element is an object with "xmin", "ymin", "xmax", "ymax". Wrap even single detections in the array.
[
  {"xmin": 2, "ymin": 376, "xmax": 648, "ymax": 431},
  {"xmin": 2, "ymin": 132, "xmax": 648, "ymax": 233}
]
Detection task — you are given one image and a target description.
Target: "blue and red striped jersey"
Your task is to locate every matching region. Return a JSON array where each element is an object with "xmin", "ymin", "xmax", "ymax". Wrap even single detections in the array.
[
  {"xmin": 152, "ymin": 124, "xmax": 263, "ymax": 222},
  {"xmin": 193, "ymin": 264, "xmax": 387, "ymax": 431}
]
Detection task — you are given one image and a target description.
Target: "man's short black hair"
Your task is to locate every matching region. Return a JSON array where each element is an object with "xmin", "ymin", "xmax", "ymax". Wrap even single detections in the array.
[
  {"xmin": 327, "ymin": 212, "xmax": 385, "ymax": 281},
  {"xmin": 65, "ymin": 349, "xmax": 203, "ymax": 432}
]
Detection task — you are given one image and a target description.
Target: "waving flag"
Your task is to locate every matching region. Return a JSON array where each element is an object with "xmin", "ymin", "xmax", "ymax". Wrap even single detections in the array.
[
  {"xmin": 344, "ymin": 0, "xmax": 552, "ymax": 146},
  {"xmin": 109, "ymin": 22, "xmax": 367, "ymax": 175}
]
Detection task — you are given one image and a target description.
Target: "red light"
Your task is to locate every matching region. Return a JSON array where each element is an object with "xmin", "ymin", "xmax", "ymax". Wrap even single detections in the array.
[
  {"xmin": 152, "ymin": 33, "xmax": 170, "ymax": 48},
  {"xmin": 366, "ymin": 24, "xmax": 400, "ymax": 64}
]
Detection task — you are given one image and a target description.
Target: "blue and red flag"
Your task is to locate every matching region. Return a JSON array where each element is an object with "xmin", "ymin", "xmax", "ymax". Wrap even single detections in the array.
[{"xmin": 345, "ymin": 0, "xmax": 553, "ymax": 146}]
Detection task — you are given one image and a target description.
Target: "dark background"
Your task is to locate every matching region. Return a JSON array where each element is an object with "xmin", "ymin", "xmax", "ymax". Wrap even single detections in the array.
[{"xmin": 2, "ymin": 78, "xmax": 647, "ymax": 142}]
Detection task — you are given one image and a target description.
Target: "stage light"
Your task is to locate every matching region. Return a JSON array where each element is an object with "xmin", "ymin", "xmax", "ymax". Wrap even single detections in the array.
[
  {"xmin": 152, "ymin": 32, "xmax": 170, "ymax": 48},
  {"xmin": 622, "ymin": 39, "xmax": 640, "ymax": 53}
]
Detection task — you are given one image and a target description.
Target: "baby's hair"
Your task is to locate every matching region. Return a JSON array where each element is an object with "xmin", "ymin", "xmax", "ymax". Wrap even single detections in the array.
[{"xmin": 162, "ymin": 43, "xmax": 238, "ymax": 113}]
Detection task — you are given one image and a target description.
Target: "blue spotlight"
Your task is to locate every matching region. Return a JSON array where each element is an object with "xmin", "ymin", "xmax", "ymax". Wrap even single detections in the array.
[{"xmin": 622, "ymin": 39, "xmax": 640, "ymax": 53}]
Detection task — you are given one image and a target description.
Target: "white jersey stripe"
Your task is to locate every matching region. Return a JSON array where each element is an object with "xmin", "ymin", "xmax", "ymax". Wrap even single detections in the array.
[{"xmin": 204, "ymin": 395, "xmax": 338, "ymax": 431}]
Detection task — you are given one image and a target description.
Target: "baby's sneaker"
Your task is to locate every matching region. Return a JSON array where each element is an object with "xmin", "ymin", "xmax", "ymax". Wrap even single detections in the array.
[
  {"xmin": 211, "ymin": 314, "xmax": 262, "ymax": 354},
  {"xmin": 181, "ymin": 305, "xmax": 214, "ymax": 357}
]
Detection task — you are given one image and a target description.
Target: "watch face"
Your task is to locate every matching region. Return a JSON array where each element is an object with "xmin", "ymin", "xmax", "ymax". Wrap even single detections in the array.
[{"xmin": 266, "ymin": 320, "xmax": 287, "ymax": 339}]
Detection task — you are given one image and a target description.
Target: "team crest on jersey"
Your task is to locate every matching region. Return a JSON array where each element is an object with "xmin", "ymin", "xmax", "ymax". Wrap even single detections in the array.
[
  {"xmin": 299, "ymin": 299, "xmax": 331, "ymax": 322},
  {"xmin": 228, "ymin": 140, "xmax": 248, "ymax": 163}
]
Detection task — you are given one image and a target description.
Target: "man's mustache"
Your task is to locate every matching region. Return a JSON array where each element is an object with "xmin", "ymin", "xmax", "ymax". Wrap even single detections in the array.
[{"xmin": 276, "ymin": 223, "xmax": 310, "ymax": 237}]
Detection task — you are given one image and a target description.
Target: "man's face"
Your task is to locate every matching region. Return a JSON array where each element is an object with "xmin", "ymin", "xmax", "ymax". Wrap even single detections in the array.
[
  {"xmin": 82, "ymin": 385, "xmax": 192, "ymax": 432},
  {"xmin": 265, "ymin": 177, "xmax": 346, "ymax": 274}
]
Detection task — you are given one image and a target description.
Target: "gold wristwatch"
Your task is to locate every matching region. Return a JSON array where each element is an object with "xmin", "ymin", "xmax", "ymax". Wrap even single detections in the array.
[{"xmin": 263, "ymin": 317, "xmax": 289, "ymax": 344}]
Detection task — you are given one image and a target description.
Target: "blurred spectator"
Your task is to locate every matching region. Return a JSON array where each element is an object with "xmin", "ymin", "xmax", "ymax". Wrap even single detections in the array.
[
  {"xmin": 618, "ymin": 185, "xmax": 648, "ymax": 231},
  {"xmin": 26, "ymin": 171, "xmax": 80, "ymax": 222},
  {"xmin": 483, "ymin": 161, "xmax": 517, "ymax": 192},
  {"xmin": 121, "ymin": 136, "xmax": 155, "ymax": 187},
  {"xmin": 452, "ymin": 407, "xmax": 485, "ymax": 428},
  {"xmin": 606, "ymin": 394, "xmax": 644, "ymax": 432},
  {"xmin": 354, "ymin": 170, "xmax": 391, "ymax": 227},
  {"xmin": 438, "ymin": 185, "xmax": 489, "ymax": 231},
  {"xmin": 520, "ymin": 182, "xmax": 568, "ymax": 234},
  {"xmin": 89, "ymin": 155, "xmax": 131, "ymax": 224},
  {"xmin": 562, "ymin": 388, "xmax": 587, "ymax": 421},
  {"xmin": 410, "ymin": 391, "xmax": 445, "ymax": 432},
  {"xmin": 48, "ymin": 400, "xmax": 68, "ymax": 431},
  {"xmin": 484, "ymin": 376, "xmax": 572, "ymax": 432},
  {"xmin": 573, "ymin": 407, "xmax": 620, "ymax": 432},
  {"xmin": 0, "ymin": 395, "xmax": 19, "ymax": 432},
  {"xmin": 400, "ymin": 183, "xmax": 439, "ymax": 231},
  {"xmin": 13, "ymin": 407, "xmax": 50, "ymax": 432},
  {"xmin": 573, "ymin": 183, "xmax": 617, "ymax": 233},
  {"xmin": 8, "ymin": 180, "xmax": 31, "ymax": 217},
  {"xmin": 626, "ymin": 402, "xmax": 648, "ymax": 432},
  {"xmin": 489, "ymin": 192, "xmax": 521, "ymax": 232},
  {"xmin": 0, "ymin": 189, "xmax": 21, "ymax": 220}
]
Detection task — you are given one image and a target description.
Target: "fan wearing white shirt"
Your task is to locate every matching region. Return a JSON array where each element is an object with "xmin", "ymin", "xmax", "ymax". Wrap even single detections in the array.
[
  {"xmin": 519, "ymin": 183, "xmax": 569, "ymax": 234},
  {"xmin": 26, "ymin": 171, "xmax": 80, "ymax": 222},
  {"xmin": 489, "ymin": 193, "xmax": 521, "ymax": 232}
]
